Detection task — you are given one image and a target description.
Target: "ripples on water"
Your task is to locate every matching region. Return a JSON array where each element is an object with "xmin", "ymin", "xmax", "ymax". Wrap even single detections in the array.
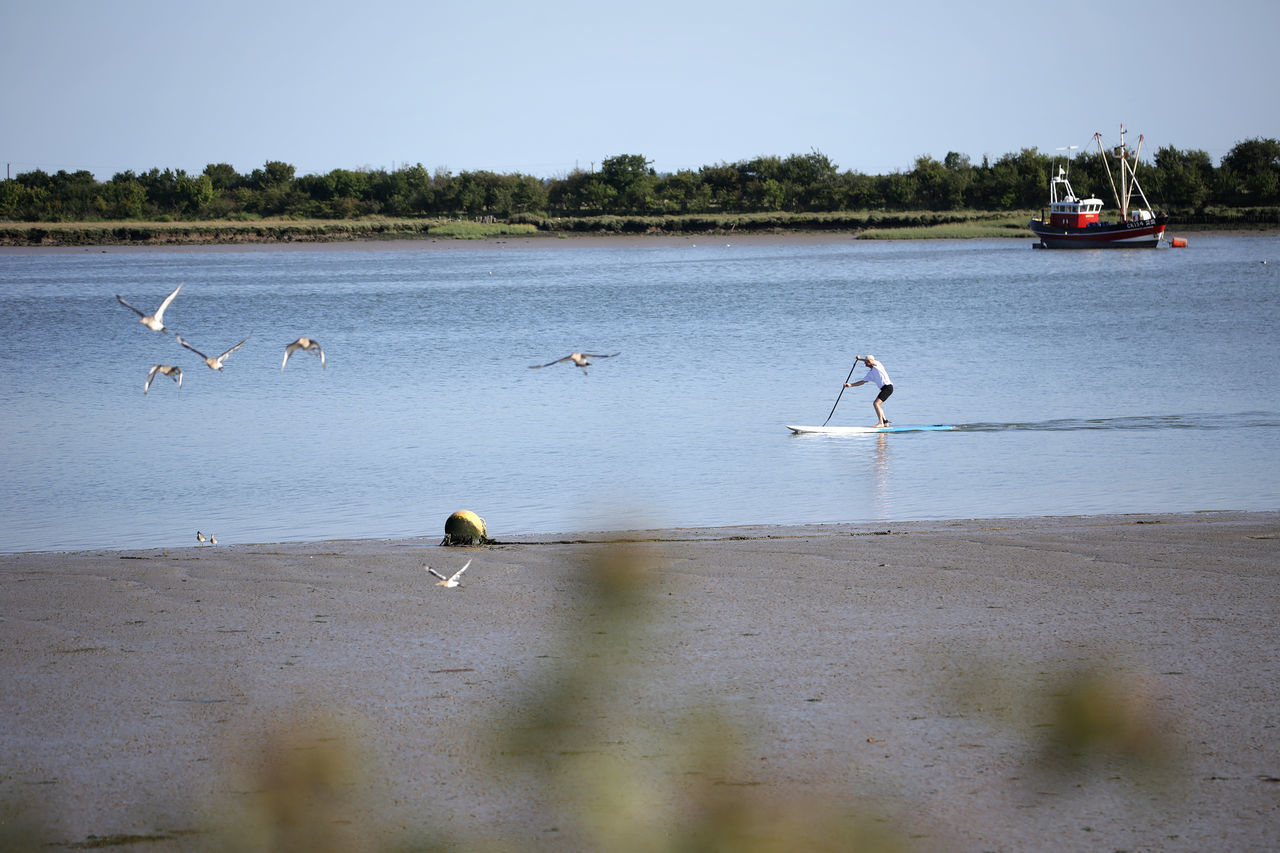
[{"xmin": 1, "ymin": 234, "xmax": 1277, "ymax": 552}]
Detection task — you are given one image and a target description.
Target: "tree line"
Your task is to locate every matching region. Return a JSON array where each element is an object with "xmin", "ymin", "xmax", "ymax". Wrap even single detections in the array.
[{"xmin": 2, "ymin": 139, "xmax": 1277, "ymax": 223}]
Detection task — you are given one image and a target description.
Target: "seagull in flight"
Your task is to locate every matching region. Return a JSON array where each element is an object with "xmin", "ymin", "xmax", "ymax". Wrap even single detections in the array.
[
  {"xmin": 426, "ymin": 559, "xmax": 471, "ymax": 588},
  {"xmin": 144, "ymin": 364, "xmax": 183, "ymax": 394},
  {"xmin": 116, "ymin": 283, "xmax": 182, "ymax": 333},
  {"xmin": 177, "ymin": 334, "xmax": 250, "ymax": 371},
  {"xmin": 281, "ymin": 337, "xmax": 325, "ymax": 371},
  {"xmin": 529, "ymin": 352, "xmax": 620, "ymax": 375}
]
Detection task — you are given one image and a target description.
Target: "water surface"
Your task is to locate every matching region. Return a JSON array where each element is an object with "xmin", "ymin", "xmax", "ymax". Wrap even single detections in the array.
[{"xmin": 2, "ymin": 233, "xmax": 1277, "ymax": 552}]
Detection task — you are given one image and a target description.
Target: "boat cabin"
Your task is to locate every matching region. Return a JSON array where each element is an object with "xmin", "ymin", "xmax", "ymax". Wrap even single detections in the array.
[
  {"xmin": 1046, "ymin": 165, "xmax": 1103, "ymax": 228},
  {"xmin": 1050, "ymin": 197, "xmax": 1103, "ymax": 228}
]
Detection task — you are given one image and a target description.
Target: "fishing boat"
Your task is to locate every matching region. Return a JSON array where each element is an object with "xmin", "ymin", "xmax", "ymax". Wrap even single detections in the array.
[{"xmin": 1029, "ymin": 126, "xmax": 1168, "ymax": 248}]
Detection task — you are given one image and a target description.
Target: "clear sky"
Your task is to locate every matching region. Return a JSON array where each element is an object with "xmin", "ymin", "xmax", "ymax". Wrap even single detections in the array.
[{"xmin": 3, "ymin": 0, "xmax": 1277, "ymax": 182}]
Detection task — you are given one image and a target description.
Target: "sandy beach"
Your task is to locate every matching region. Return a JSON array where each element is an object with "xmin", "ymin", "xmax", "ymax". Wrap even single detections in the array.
[{"xmin": 2, "ymin": 511, "xmax": 1277, "ymax": 851}]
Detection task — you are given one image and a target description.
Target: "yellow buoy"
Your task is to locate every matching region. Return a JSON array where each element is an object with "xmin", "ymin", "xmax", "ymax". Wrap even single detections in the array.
[{"xmin": 442, "ymin": 510, "xmax": 490, "ymax": 546}]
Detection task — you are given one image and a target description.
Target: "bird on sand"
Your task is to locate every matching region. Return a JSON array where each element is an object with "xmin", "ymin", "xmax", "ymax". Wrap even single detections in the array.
[
  {"xmin": 528, "ymin": 352, "xmax": 620, "ymax": 375},
  {"xmin": 116, "ymin": 283, "xmax": 182, "ymax": 333},
  {"xmin": 426, "ymin": 559, "xmax": 471, "ymax": 588},
  {"xmin": 281, "ymin": 337, "xmax": 325, "ymax": 371},
  {"xmin": 144, "ymin": 364, "xmax": 183, "ymax": 394},
  {"xmin": 177, "ymin": 334, "xmax": 250, "ymax": 371},
  {"xmin": 196, "ymin": 530, "xmax": 207, "ymax": 545},
  {"xmin": 209, "ymin": 533, "xmax": 217, "ymax": 545}
]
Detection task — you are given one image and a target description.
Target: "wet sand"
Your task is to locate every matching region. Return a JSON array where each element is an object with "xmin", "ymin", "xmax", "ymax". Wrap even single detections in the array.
[{"xmin": 2, "ymin": 511, "xmax": 1278, "ymax": 851}]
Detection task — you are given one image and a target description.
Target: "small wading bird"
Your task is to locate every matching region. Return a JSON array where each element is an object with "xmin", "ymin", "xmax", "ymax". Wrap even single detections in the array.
[
  {"xmin": 144, "ymin": 364, "xmax": 182, "ymax": 394},
  {"xmin": 116, "ymin": 283, "xmax": 182, "ymax": 333},
  {"xmin": 196, "ymin": 530, "xmax": 207, "ymax": 545},
  {"xmin": 426, "ymin": 559, "xmax": 471, "ymax": 588},
  {"xmin": 281, "ymin": 337, "xmax": 325, "ymax": 371},
  {"xmin": 177, "ymin": 334, "xmax": 250, "ymax": 371},
  {"xmin": 529, "ymin": 352, "xmax": 620, "ymax": 375}
]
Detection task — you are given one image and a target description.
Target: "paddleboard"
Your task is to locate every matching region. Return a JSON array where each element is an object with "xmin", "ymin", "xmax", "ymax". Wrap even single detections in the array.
[{"xmin": 786, "ymin": 424, "xmax": 956, "ymax": 435}]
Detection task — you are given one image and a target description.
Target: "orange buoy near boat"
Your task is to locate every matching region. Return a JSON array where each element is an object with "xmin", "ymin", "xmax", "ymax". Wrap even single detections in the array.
[{"xmin": 1170, "ymin": 237, "xmax": 1188, "ymax": 248}]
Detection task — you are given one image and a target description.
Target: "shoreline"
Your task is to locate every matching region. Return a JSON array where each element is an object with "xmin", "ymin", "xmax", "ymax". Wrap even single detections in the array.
[
  {"xmin": 1, "ymin": 224, "xmax": 1273, "ymax": 255},
  {"xmin": 3, "ymin": 509, "xmax": 1277, "ymax": 850},
  {"xmin": 4, "ymin": 507, "xmax": 1273, "ymax": 557},
  {"xmin": 0, "ymin": 229, "xmax": 877, "ymax": 255}
]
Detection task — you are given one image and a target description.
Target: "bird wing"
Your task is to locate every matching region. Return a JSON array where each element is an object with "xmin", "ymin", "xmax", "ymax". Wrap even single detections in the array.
[
  {"xmin": 153, "ymin": 283, "xmax": 182, "ymax": 323},
  {"xmin": 447, "ymin": 559, "xmax": 472, "ymax": 583},
  {"xmin": 281, "ymin": 342, "xmax": 299, "ymax": 371},
  {"xmin": 116, "ymin": 295, "xmax": 146, "ymax": 318},
  {"xmin": 173, "ymin": 366, "xmax": 182, "ymax": 388},
  {"xmin": 582, "ymin": 352, "xmax": 620, "ymax": 359},
  {"xmin": 314, "ymin": 343, "xmax": 325, "ymax": 368},
  {"xmin": 144, "ymin": 365, "xmax": 160, "ymax": 394},
  {"xmin": 217, "ymin": 336, "xmax": 251, "ymax": 361},
  {"xmin": 530, "ymin": 355, "xmax": 573, "ymax": 369},
  {"xmin": 176, "ymin": 336, "xmax": 209, "ymax": 360},
  {"xmin": 425, "ymin": 566, "xmax": 448, "ymax": 581}
]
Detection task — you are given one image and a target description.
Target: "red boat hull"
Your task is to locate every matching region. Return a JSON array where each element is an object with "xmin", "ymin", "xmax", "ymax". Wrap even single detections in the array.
[{"xmin": 1029, "ymin": 216, "xmax": 1167, "ymax": 249}]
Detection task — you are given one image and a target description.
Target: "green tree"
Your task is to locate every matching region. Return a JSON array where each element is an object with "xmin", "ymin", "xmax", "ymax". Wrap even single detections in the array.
[
  {"xmin": 655, "ymin": 170, "xmax": 711, "ymax": 213},
  {"xmin": 249, "ymin": 160, "xmax": 296, "ymax": 191},
  {"xmin": 698, "ymin": 163, "xmax": 743, "ymax": 210},
  {"xmin": 203, "ymin": 163, "xmax": 243, "ymax": 192},
  {"xmin": 0, "ymin": 175, "xmax": 48, "ymax": 220},
  {"xmin": 1219, "ymin": 138, "xmax": 1280, "ymax": 205},
  {"xmin": 778, "ymin": 151, "xmax": 839, "ymax": 210},
  {"xmin": 582, "ymin": 179, "xmax": 618, "ymax": 212},
  {"xmin": 600, "ymin": 154, "xmax": 655, "ymax": 212},
  {"xmin": 911, "ymin": 155, "xmax": 968, "ymax": 210},
  {"xmin": 509, "ymin": 174, "xmax": 548, "ymax": 214},
  {"xmin": 1152, "ymin": 146, "xmax": 1213, "ymax": 209},
  {"xmin": 880, "ymin": 172, "xmax": 918, "ymax": 209},
  {"xmin": 838, "ymin": 171, "xmax": 880, "ymax": 210}
]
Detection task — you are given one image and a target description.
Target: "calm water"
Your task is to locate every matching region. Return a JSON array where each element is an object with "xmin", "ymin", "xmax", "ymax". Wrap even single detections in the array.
[{"xmin": 2, "ymin": 234, "xmax": 1278, "ymax": 553}]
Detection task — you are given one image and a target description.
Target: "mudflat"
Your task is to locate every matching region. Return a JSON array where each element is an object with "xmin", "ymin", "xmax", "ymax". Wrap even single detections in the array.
[{"xmin": 2, "ymin": 511, "xmax": 1277, "ymax": 851}]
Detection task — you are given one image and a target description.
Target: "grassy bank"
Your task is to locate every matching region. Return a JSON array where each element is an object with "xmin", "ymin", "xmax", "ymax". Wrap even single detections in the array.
[
  {"xmin": 0, "ymin": 210, "xmax": 1032, "ymax": 247},
  {"xmin": 1, "ymin": 207, "xmax": 1273, "ymax": 247},
  {"xmin": 0, "ymin": 218, "xmax": 540, "ymax": 247}
]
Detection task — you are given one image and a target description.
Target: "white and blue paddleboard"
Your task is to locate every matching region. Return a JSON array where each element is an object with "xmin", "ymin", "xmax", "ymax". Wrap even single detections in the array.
[{"xmin": 786, "ymin": 424, "xmax": 956, "ymax": 435}]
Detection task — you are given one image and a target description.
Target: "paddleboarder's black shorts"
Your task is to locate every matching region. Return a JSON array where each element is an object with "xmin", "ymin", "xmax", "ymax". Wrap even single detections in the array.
[{"xmin": 876, "ymin": 384, "xmax": 894, "ymax": 402}]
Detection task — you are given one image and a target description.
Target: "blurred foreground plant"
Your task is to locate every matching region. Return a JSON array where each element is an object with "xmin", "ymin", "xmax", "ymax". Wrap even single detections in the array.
[{"xmin": 491, "ymin": 543, "xmax": 905, "ymax": 852}]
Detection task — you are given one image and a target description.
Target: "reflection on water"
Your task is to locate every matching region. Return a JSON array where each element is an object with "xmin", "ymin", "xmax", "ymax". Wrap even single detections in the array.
[
  {"xmin": 872, "ymin": 433, "xmax": 892, "ymax": 519},
  {"xmin": 1, "ymin": 234, "xmax": 1278, "ymax": 552}
]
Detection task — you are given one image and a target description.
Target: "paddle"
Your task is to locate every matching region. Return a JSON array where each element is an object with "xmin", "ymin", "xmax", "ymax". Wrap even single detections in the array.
[{"xmin": 822, "ymin": 356, "xmax": 863, "ymax": 426}]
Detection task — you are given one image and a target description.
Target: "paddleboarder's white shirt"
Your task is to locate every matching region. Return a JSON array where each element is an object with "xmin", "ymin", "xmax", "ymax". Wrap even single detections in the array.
[{"xmin": 861, "ymin": 364, "xmax": 892, "ymax": 388}]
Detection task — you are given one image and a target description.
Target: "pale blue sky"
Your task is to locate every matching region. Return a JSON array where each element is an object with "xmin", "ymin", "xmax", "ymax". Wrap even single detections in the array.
[{"xmin": 3, "ymin": 0, "xmax": 1277, "ymax": 181}]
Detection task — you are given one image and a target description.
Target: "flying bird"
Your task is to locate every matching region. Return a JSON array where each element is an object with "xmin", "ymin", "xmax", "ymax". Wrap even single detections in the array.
[
  {"xmin": 281, "ymin": 337, "xmax": 325, "ymax": 371},
  {"xmin": 528, "ymin": 352, "xmax": 620, "ymax": 375},
  {"xmin": 116, "ymin": 283, "xmax": 182, "ymax": 333},
  {"xmin": 426, "ymin": 559, "xmax": 471, "ymax": 588},
  {"xmin": 177, "ymin": 334, "xmax": 250, "ymax": 371},
  {"xmin": 144, "ymin": 364, "xmax": 183, "ymax": 394}
]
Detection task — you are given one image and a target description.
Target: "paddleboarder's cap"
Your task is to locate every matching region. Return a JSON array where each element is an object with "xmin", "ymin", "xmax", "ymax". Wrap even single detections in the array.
[{"xmin": 862, "ymin": 354, "xmax": 877, "ymax": 365}]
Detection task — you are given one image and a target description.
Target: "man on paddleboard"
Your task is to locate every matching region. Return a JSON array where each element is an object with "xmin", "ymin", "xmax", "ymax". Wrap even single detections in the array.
[{"xmin": 844, "ymin": 355, "xmax": 893, "ymax": 427}]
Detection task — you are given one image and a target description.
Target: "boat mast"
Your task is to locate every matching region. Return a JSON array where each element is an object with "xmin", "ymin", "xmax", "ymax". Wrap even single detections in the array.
[
  {"xmin": 1126, "ymin": 132, "xmax": 1156, "ymax": 216},
  {"xmin": 1095, "ymin": 131, "xmax": 1123, "ymax": 216},
  {"xmin": 1118, "ymin": 126, "xmax": 1130, "ymax": 218},
  {"xmin": 1095, "ymin": 125, "xmax": 1155, "ymax": 220}
]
